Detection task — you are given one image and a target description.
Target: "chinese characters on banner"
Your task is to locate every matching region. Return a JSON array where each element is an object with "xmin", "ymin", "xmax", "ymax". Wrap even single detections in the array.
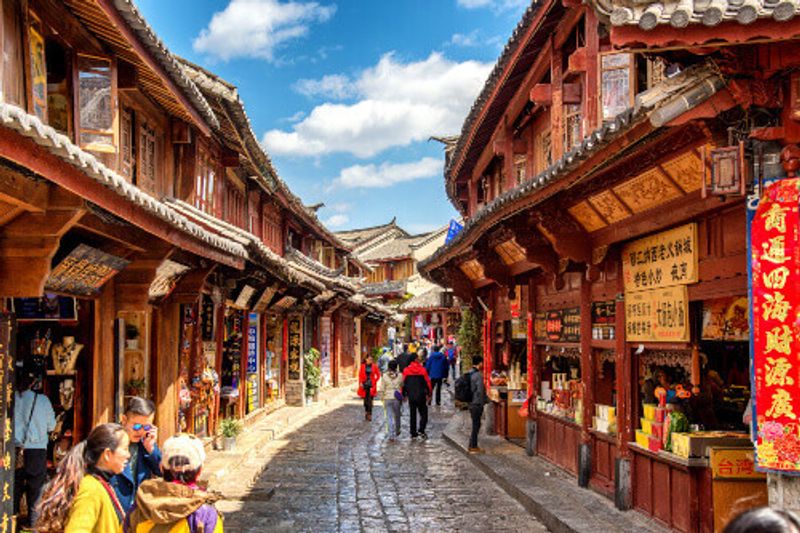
[
  {"xmin": 287, "ymin": 317, "xmax": 302, "ymax": 381},
  {"xmin": 751, "ymin": 179, "xmax": 800, "ymax": 472},
  {"xmin": 533, "ymin": 308, "xmax": 580, "ymax": 343},
  {"xmin": 625, "ymin": 286, "xmax": 690, "ymax": 342},
  {"xmin": 0, "ymin": 313, "xmax": 14, "ymax": 527},
  {"xmin": 623, "ymin": 223, "xmax": 697, "ymax": 342}
]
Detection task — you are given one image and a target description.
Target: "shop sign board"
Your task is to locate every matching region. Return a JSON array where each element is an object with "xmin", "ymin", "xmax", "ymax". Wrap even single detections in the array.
[
  {"xmin": 751, "ymin": 178, "xmax": 800, "ymax": 473},
  {"xmin": 702, "ymin": 296, "xmax": 749, "ymax": 341},
  {"xmin": 625, "ymin": 286, "xmax": 689, "ymax": 342},
  {"xmin": 200, "ymin": 296, "xmax": 215, "ymax": 342},
  {"xmin": 510, "ymin": 318, "xmax": 527, "ymax": 340},
  {"xmin": 320, "ymin": 316, "xmax": 331, "ymax": 385},
  {"xmin": 13, "ymin": 294, "xmax": 77, "ymax": 321},
  {"xmin": 534, "ymin": 308, "xmax": 580, "ymax": 343},
  {"xmin": 0, "ymin": 312, "xmax": 15, "ymax": 523},
  {"xmin": 622, "ymin": 223, "xmax": 698, "ymax": 292},
  {"xmin": 591, "ymin": 300, "xmax": 616, "ymax": 340},
  {"xmin": 45, "ymin": 244, "xmax": 129, "ymax": 296},
  {"xmin": 247, "ymin": 313, "xmax": 258, "ymax": 374},
  {"xmin": 287, "ymin": 317, "xmax": 302, "ymax": 381},
  {"xmin": 710, "ymin": 448, "xmax": 765, "ymax": 480}
]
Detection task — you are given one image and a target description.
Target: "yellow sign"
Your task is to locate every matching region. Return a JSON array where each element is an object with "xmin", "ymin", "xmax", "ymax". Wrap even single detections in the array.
[
  {"xmin": 622, "ymin": 223, "xmax": 698, "ymax": 292},
  {"xmin": 710, "ymin": 448, "xmax": 766, "ymax": 480},
  {"xmin": 625, "ymin": 286, "xmax": 689, "ymax": 342}
]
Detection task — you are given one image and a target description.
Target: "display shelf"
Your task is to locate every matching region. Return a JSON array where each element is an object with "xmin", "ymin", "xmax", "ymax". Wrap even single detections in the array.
[{"xmin": 46, "ymin": 370, "xmax": 77, "ymax": 376}]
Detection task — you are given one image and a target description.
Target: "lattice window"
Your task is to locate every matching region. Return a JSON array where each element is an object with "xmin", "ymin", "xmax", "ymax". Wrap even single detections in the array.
[
  {"xmin": 120, "ymin": 108, "xmax": 134, "ymax": 182},
  {"xmin": 137, "ymin": 120, "xmax": 157, "ymax": 193}
]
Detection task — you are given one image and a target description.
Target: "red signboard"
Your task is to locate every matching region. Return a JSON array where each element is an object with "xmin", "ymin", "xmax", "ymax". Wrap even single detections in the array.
[{"xmin": 752, "ymin": 178, "xmax": 800, "ymax": 472}]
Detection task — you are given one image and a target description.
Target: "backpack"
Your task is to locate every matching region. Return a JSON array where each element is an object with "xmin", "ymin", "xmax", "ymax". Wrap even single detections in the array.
[{"xmin": 454, "ymin": 370, "xmax": 474, "ymax": 403}]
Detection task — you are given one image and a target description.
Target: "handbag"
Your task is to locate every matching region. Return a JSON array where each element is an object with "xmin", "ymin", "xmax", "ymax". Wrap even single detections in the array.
[
  {"xmin": 15, "ymin": 393, "xmax": 38, "ymax": 470},
  {"xmin": 393, "ymin": 390, "xmax": 404, "ymax": 402}
]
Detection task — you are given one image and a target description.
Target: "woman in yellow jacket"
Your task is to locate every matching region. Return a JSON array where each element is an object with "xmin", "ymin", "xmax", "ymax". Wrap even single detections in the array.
[{"xmin": 35, "ymin": 423, "xmax": 131, "ymax": 533}]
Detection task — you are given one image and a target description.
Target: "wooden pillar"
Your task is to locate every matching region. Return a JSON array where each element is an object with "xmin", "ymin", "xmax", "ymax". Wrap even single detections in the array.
[
  {"xmin": 550, "ymin": 36, "xmax": 564, "ymax": 162},
  {"xmin": 93, "ymin": 278, "xmax": 117, "ymax": 426},
  {"xmin": 584, "ymin": 8, "xmax": 600, "ymax": 132},
  {"xmin": 212, "ymin": 302, "xmax": 224, "ymax": 433},
  {"xmin": 614, "ymin": 257, "xmax": 633, "ymax": 510},
  {"xmin": 578, "ymin": 271, "xmax": 593, "ymax": 487},
  {"xmin": 153, "ymin": 302, "xmax": 179, "ymax": 443},
  {"xmin": 526, "ymin": 280, "xmax": 538, "ymax": 457}
]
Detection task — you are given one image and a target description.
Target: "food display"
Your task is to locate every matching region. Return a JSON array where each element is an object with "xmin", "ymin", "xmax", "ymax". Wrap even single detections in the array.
[
  {"xmin": 593, "ymin": 403, "xmax": 616, "ymax": 434},
  {"xmin": 537, "ymin": 372, "xmax": 583, "ymax": 423}
]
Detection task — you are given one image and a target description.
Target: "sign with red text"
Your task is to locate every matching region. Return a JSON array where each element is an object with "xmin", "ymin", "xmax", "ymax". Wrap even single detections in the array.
[
  {"xmin": 625, "ymin": 286, "xmax": 689, "ymax": 342},
  {"xmin": 752, "ymin": 179, "xmax": 800, "ymax": 473}
]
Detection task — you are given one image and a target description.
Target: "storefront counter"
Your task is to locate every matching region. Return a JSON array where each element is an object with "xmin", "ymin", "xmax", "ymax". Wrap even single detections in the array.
[{"xmin": 536, "ymin": 410, "xmax": 580, "ymax": 475}]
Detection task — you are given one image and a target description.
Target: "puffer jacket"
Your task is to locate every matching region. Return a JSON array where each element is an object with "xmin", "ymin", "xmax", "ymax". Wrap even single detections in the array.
[
  {"xmin": 125, "ymin": 479, "xmax": 223, "ymax": 533},
  {"xmin": 376, "ymin": 370, "xmax": 403, "ymax": 401}
]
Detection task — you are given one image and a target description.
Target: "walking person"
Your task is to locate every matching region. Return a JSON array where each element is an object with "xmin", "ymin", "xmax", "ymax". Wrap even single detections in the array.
[
  {"xmin": 424, "ymin": 345, "xmax": 449, "ymax": 406},
  {"xmin": 402, "ymin": 353, "xmax": 432, "ymax": 440},
  {"xmin": 377, "ymin": 347, "xmax": 391, "ymax": 374},
  {"xmin": 14, "ymin": 369, "xmax": 56, "ymax": 528},
  {"xmin": 445, "ymin": 340, "xmax": 459, "ymax": 383},
  {"xmin": 468, "ymin": 356, "xmax": 488, "ymax": 453},
  {"xmin": 358, "ymin": 355, "xmax": 380, "ymax": 421},
  {"xmin": 376, "ymin": 360, "xmax": 404, "ymax": 441},
  {"xmin": 43, "ymin": 423, "xmax": 131, "ymax": 532},
  {"xmin": 111, "ymin": 397, "xmax": 162, "ymax": 513},
  {"xmin": 125, "ymin": 433, "xmax": 223, "ymax": 532}
]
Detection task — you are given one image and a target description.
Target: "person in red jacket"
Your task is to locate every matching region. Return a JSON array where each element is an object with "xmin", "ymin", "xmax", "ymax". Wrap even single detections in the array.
[
  {"xmin": 358, "ymin": 355, "xmax": 380, "ymax": 421},
  {"xmin": 402, "ymin": 354, "xmax": 432, "ymax": 439}
]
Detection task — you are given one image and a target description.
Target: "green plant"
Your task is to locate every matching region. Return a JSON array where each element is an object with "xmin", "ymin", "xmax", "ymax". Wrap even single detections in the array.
[
  {"xmin": 125, "ymin": 378, "xmax": 146, "ymax": 396},
  {"xmin": 219, "ymin": 417, "xmax": 242, "ymax": 439},
  {"xmin": 304, "ymin": 347, "xmax": 322, "ymax": 396},
  {"xmin": 370, "ymin": 346, "xmax": 382, "ymax": 359},
  {"xmin": 457, "ymin": 307, "xmax": 482, "ymax": 371}
]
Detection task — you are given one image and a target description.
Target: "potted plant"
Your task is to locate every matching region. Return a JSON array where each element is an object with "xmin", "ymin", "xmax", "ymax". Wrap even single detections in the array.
[
  {"xmin": 125, "ymin": 378, "xmax": 146, "ymax": 397},
  {"xmin": 219, "ymin": 417, "xmax": 242, "ymax": 451},
  {"xmin": 304, "ymin": 348, "xmax": 321, "ymax": 403},
  {"xmin": 125, "ymin": 324, "xmax": 140, "ymax": 350}
]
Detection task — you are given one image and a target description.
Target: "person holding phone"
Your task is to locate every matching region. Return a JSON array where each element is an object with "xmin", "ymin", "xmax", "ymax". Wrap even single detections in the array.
[{"xmin": 110, "ymin": 397, "xmax": 162, "ymax": 514}]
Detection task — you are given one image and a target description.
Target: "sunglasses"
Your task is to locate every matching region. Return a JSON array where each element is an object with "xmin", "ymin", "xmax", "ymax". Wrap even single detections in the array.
[{"xmin": 131, "ymin": 423, "xmax": 153, "ymax": 432}]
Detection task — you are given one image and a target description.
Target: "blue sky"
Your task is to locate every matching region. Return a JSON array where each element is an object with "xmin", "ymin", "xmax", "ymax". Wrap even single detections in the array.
[{"xmin": 136, "ymin": 0, "xmax": 528, "ymax": 234}]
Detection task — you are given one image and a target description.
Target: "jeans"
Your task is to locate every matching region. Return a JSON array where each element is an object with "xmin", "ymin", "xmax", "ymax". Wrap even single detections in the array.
[
  {"xmin": 450, "ymin": 363, "xmax": 457, "ymax": 380},
  {"xmin": 469, "ymin": 404, "xmax": 484, "ymax": 448},
  {"xmin": 363, "ymin": 392, "xmax": 373, "ymax": 415},
  {"xmin": 384, "ymin": 399, "xmax": 401, "ymax": 437},
  {"xmin": 431, "ymin": 378, "xmax": 443, "ymax": 405},
  {"xmin": 409, "ymin": 399, "xmax": 428, "ymax": 437},
  {"xmin": 15, "ymin": 448, "xmax": 47, "ymax": 524}
]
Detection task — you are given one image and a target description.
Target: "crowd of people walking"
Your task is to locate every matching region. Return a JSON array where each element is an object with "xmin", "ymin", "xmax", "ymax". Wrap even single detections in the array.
[{"xmin": 357, "ymin": 339, "xmax": 488, "ymax": 452}]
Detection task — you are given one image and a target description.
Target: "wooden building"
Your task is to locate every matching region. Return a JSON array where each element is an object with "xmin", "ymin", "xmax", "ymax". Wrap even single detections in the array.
[
  {"xmin": 418, "ymin": 0, "xmax": 800, "ymax": 529},
  {"xmin": 0, "ymin": 2, "xmax": 393, "ymax": 519}
]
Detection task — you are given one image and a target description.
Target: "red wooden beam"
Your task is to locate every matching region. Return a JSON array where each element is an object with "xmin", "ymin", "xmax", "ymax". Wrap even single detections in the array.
[
  {"xmin": 95, "ymin": 0, "xmax": 213, "ymax": 138},
  {"xmin": 0, "ymin": 126, "xmax": 243, "ymax": 269}
]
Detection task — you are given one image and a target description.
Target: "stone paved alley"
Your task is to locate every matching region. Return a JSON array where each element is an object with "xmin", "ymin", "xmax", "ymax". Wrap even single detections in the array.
[{"xmin": 214, "ymin": 389, "xmax": 549, "ymax": 533}]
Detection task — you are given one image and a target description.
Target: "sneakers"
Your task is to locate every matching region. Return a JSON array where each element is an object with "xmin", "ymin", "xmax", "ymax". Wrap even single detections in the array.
[
  {"xmin": 468, "ymin": 447, "xmax": 485, "ymax": 454},
  {"xmin": 419, "ymin": 432, "xmax": 428, "ymax": 440}
]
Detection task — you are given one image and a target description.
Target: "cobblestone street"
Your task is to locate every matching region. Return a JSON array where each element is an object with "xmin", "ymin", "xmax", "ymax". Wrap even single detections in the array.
[{"xmin": 216, "ymin": 389, "xmax": 549, "ymax": 532}]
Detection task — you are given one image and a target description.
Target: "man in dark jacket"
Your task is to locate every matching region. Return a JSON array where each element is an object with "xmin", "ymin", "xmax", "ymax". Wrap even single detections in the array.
[
  {"xmin": 469, "ymin": 356, "xmax": 488, "ymax": 453},
  {"xmin": 402, "ymin": 354, "xmax": 432, "ymax": 439},
  {"xmin": 111, "ymin": 397, "xmax": 162, "ymax": 512},
  {"xmin": 397, "ymin": 346, "xmax": 415, "ymax": 372},
  {"xmin": 424, "ymin": 346, "xmax": 449, "ymax": 406}
]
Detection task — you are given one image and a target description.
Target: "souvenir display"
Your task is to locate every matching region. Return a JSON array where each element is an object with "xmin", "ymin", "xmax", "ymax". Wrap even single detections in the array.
[{"xmin": 50, "ymin": 336, "xmax": 83, "ymax": 374}]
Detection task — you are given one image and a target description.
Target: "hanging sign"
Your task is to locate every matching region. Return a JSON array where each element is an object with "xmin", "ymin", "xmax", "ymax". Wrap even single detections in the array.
[
  {"xmin": 622, "ymin": 223, "xmax": 698, "ymax": 292},
  {"xmin": 287, "ymin": 317, "xmax": 302, "ymax": 381},
  {"xmin": 45, "ymin": 244, "xmax": 129, "ymax": 296},
  {"xmin": 247, "ymin": 313, "xmax": 258, "ymax": 374},
  {"xmin": 534, "ymin": 308, "xmax": 580, "ymax": 343},
  {"xmin": 751, "ymin": 179, "xmax": 800, "ymax": 473},
  {"xmin": 625, "ymin": 286, "xmax": 689, "ymax": 342},
  {"xmin": 444, "ymin": 219, "xmax": 463, "ymax": 245},
  {"xmin": 0, "ymin": 312, "xmax": 15, "ymax": 524}
]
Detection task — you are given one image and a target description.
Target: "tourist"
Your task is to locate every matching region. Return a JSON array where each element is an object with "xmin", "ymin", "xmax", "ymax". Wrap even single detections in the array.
[
  {"xmin": 66, "ymin": 423, "xmax": 131, "ymax": 531},
  {"xmin": 376, "ymin": 360, "xmax": 404, "ymax": 441},
  {"xmin": 424, "ymin": 345, "xmax": 449, "ymax": 406},
  {"xmin": 445, "ymin": 340, "xmax": 459, "ymax": 383},
  {"xmin": 34, "ymin": 441, "xmax": 88, "ymax": 533},
  {"xmin": 111, "ymin": 397, "xmax": 162, "ymax": 513},
  {"xmin": 14, "ymin": 369, "xmax": 56, "ymax": 527},
  {"xmin": 402, "ymin": 353, "xmax": 432, "ymax": 440},
  {"xmin": 723, "ymin": 507, "xmax": 800, "ymax": 533},
  {"xmin": 468, "ymin": 356, "xmax": 488, "ymax": 453},
  {"xmin": 358, "ymin": 355, "xmax": 380, "ymax": 421},
  {"xmin": 377, "ymin": 347, "xmax": 392, "ymax": 374},
  {"xmin": 125, "ymin": 433, "xmax": 223, "ymax": 532}
]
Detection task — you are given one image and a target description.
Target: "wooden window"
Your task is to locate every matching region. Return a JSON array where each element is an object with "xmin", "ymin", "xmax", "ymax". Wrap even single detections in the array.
[
  {"xmin": 194, "ymin": 146, "xmax": 218, "ymax": 216},
  {"xmin": 28, "ymin": 14, "xmax": 47, "ymax": 121},
  {"xmin": 514, "ymin": 155, "xmax": 526, "ymax": 185},
  {"xmin": 77, "ymin": 54, "xmax": 115, "ymax": 153},
  {"xmin": 600, "ymin": 53, "xmax": 633, "ymax": 122},
  {"xmin": 137, "ymin": 120, "xmax": 157, "ymax": 193},
  {"xmin": 120, "ymin": 108, "xmax": 133, "ymax": 181},
  {"xmin": 261, "ymin": 203, "xmax": 283, "ymax": 254},
  {"xmin": 223, "ymin": 181, "xmax": 245, "ymax": 229},
  {"xmin": 45, "ymin": 39, "xmax": 71, "ymax": 135},
  {"xmin": 564, "ymin": 103, "xmax": 582, "ymax": 152}
]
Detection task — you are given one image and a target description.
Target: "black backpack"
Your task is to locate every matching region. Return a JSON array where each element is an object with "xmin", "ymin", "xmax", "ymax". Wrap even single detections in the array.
[{"xmin": 454, "ymin": 370, "xmax": 474, "ymax": 403}]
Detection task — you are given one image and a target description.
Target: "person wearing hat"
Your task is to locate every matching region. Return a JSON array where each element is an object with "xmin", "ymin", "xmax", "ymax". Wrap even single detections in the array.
[{"xmin": 125, "ymin": 433, "xmax": 223, "ymax": 532}]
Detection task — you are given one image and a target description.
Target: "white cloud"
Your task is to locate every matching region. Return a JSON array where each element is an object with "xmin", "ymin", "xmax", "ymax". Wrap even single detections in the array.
[
  {"xmin": 193, "ymin": 0, "xmax": 336, "ymax": 62},
  {"xmin": 449, "ymin": 31, "xmax": 479, "ymax": 47},
  {"xmin": 263, "ymin": 52, "xmax": 492, "ymax": 158},
  {"xmin": 457, "ymin": 0, "xmax": 529, "ymax": 11},
  {"xmin": 324, "ymin": 213, "xmax": 349, "ymax": 227},
  {"xmin": 332, "ymin": 157, "xmax": 442, "ymax": 190},
  {"xmin": 293, "ymin": 74, "xmax": 354, "ymax": 99}
]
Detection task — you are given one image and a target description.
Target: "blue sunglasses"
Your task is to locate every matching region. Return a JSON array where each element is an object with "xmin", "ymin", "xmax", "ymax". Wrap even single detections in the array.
[{"xmin": 131, "ymin": 423, "xmax": 153, "ymax": 432}]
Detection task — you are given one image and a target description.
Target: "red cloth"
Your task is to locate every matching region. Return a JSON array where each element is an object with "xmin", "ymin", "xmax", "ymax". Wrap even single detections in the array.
[
  {"xmin": 358, "ymin": 363, "xmax": 380, "ymax": 398},
  {"xmin": 402, "ymin": 360, "xmax": 432, "ymax": 394}
]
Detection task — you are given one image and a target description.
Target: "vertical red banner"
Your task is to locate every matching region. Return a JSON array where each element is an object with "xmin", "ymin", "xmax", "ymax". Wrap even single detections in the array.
[{"xmin": 752, "ymin": 178, "xmax": 800, "ymax": 472}]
